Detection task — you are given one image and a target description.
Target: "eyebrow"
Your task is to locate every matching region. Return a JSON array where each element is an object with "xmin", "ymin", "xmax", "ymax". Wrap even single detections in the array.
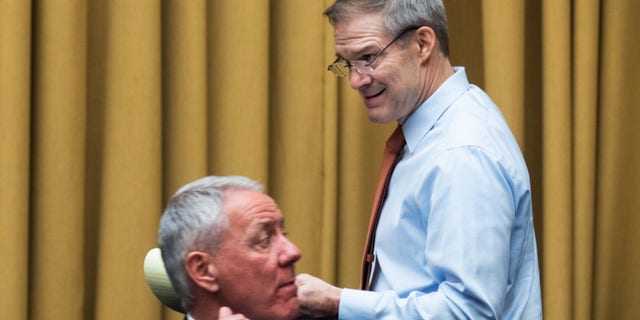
[
  {"xmin": 253, "ymin": 218, "xmax": 285, "ymax": 230},
  {"xmin": 337, "ymin": 44, "xmax": 381, "ymax": 61}
]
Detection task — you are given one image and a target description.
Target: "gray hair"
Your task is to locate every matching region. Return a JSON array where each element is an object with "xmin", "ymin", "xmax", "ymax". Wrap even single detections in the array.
[
  {"xmin": 158, "ymin": 176, "xmax": 263, "ymax": 311},
  {"xmin": 324, "ymin": 0, "xmax": 449, "ymax": 56}
]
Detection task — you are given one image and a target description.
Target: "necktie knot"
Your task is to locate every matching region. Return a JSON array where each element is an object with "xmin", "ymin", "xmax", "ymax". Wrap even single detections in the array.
[{"xmin": 386, "ymin": 125, "xmax": 405, "ymax": 155}]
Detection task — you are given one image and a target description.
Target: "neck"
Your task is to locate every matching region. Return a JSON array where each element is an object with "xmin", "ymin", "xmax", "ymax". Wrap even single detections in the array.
[
  {"xmin": 399, "ymin": 54, "xmax": 454, "ymax": 125},
  {"xmin": 189, "ymin": 309, "xmax": 216, "ymax": 320},
  {"xmin": 423, "ymin": 54, "xmax": 454, "ymax": 99},
  {"xmin": 189, "ymin": 298, "xmax": 223, "ymax": 320}
]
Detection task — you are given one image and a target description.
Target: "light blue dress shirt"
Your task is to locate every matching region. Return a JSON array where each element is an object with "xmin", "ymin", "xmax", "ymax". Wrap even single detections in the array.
[{"xmin": 339, "ymin": 68, "xmax": 542, "ymax": 319}]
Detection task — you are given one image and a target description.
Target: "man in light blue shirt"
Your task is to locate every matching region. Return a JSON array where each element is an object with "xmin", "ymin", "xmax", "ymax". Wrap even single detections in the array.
[{"xmin": 296, "ymin": 0, "xmax": 542, "ymax": 319}]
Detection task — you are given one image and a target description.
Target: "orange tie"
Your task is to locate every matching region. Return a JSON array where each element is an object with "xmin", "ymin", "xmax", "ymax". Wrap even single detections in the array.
[{"xmin": 360, "ymin": 125, "xmax": 406, "ymax": 290}]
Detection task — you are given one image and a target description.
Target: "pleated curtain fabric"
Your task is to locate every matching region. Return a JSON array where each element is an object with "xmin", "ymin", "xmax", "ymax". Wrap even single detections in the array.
[
  {"xmin": 1, "ymin": 1, "xmax": 639, "ymax": 319},
  {"xmin": 360, "ymin": 125, "xmax": 406, "ymax": 290}
]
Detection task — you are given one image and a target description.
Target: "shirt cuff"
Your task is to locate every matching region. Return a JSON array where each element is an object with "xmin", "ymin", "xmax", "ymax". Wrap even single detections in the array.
[{"xmin": 338, "ymin": 288, "xmax": 378, "ymax": 320}]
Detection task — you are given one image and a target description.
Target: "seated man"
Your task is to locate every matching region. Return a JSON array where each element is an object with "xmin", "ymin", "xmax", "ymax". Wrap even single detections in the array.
[{"xmin": 156, "ymin": 176, "xmax": 302, "ymax": 320}]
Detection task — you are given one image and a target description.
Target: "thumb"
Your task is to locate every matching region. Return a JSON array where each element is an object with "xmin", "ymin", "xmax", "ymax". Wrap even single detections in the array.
[
  {"xmin": 218, "ymin": 306, "xmax": 234, "ymax": 317},
  {"xmin": 296, "ymin": 273, "xmax": 310, "ymax": 285}
]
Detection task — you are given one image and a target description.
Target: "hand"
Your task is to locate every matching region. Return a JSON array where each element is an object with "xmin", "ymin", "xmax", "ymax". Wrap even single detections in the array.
[
  {"xmin": 295, "ymin": 273, "xmax": 342, "ymax": 318},
  {"xmin": 218, "ymin": 306, "xmax": 249, "ymax": 319}
]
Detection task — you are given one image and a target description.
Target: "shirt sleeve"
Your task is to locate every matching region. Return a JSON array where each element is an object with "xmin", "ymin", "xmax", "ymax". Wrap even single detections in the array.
[
  {"xmin": 339, "ymin": 146, "xmax": 522, "ymax": 319},
  {"xmin": 339, "ymin": 288, "xmax": 461, "ymax": 319}
]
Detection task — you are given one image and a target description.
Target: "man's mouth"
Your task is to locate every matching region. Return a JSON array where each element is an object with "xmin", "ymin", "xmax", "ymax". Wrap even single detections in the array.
[
  {"xmin": 277, "ymin": 280, "xmax": 298, "ymax": 297},
  {"xmin": 363, "ymin": 88, "xmax": 385, "ymax": 100}
]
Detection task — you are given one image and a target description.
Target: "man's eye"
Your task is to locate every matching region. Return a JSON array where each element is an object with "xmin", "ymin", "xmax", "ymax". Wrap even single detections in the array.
[
  {"xmin": 257, "ymin": 235, "xmax": 272, "ymax": 247},
  {"xmin": 361, "ymin": 54, "xmax": 378, "ymax": 66}
]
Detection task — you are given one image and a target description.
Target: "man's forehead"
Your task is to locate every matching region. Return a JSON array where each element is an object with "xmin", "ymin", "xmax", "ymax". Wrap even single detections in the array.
[
  {"xmin": 225, "ymin": 190, "xmax": 281, "ymax": 218},
  {"xmin": 233, "ymin": 203, "xmax": 282, "ymax": 216},
  {"xmin": 333, "ymin": 13, "xmax": 386, "ymax": 41},
  {"xmin": 333, "ymin": 15, "xmax": 388, "ymax": 55}
]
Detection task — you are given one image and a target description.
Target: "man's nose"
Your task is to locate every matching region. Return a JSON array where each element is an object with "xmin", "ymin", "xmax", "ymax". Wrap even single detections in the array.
[
  {"xmin": 278, "ymin": 236, "xmax": 301, "ymax": 266},
  {"xmin": 348, "ymin": 70, "xmax": 372, "ymax": 90}
]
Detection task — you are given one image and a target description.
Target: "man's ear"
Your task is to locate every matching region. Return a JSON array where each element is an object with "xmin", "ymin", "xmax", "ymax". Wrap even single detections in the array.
[
  {"xmin": 415, "ymin": 26, "xmax": 437, "ymax": 62},
  {"xmin": 185, "ymin": 251, "xmax": 220, "ymax": 293}
]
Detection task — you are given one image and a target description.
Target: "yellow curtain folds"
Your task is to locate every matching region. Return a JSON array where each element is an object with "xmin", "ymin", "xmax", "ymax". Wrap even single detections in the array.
[
  {"xmin": 476, "ymin": 0, "xmax": 640, "ymax": 319},
  {"xmin": 1, "ymin": 0, "xmax": 638, "ymax": 319}
]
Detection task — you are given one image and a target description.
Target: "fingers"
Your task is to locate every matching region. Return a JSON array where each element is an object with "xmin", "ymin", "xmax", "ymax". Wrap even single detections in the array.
[
  {"xmin": 218, "ymin": 306, "xmax": 234, "ymax": 317},
  {"xmin": 295, "ymin": 273, "xmax": 310, "ymax": 286},
  {"xmin": 295, "ymin": 273, "xmax": 342, "ymax": 318},
  {"xmin": 218, "ymin": 306, "xmax": 248, "ymax": 320}
]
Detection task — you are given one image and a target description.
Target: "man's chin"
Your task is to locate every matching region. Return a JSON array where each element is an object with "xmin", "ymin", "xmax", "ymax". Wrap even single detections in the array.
[
  {"xmin": 271, "ymin": 299, "xmax": 299, "ymax": 320},
  {"xmin": 366, "ymin": 111, "xmax": 395, "ymax": 124},
  {"xmin": 364, "ymin": 104, "xmax": 396, "ymax": 123}
]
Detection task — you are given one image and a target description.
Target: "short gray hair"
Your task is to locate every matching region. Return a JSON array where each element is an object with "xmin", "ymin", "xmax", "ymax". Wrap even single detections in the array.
[
  {"xmin": 324, "ymin": 0, "xmax": 450, "ymax": 56},
  {"xmin": 158, "ymin": 176, "xmax": 263, "ymax": 311}
]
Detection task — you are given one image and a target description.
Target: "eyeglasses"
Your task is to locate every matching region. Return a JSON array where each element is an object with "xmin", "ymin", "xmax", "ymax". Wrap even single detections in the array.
[{"xmin": 327, "ymin": 26, "xmax": 419, "ymax": 78}]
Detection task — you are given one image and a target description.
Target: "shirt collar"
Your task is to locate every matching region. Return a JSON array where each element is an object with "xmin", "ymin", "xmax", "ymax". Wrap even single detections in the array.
[{"xmin": 402, "ymin": 66, "xmax": 470, "ymax": 154}]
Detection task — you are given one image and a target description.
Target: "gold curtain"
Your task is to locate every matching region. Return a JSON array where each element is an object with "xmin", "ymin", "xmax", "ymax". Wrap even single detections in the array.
[{"xmin": 1, "ymin": 0, "xmax": 638, "ymax": 319}]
